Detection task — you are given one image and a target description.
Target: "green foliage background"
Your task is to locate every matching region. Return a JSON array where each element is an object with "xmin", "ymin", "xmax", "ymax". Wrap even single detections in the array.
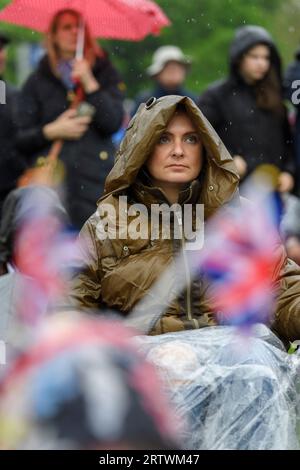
[{"xmin": 0, "ymin": 0, "xmax": 300, "ymax": 97}]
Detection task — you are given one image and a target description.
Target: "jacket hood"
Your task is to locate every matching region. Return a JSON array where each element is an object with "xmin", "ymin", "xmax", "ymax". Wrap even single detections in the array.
[
  {"xmin": 101, "ymin": 95, "xmax": 239, "ymax": 216},
  {"xmin": 229, "ymin": 25, "xmax": 282, "ymax": 79}
]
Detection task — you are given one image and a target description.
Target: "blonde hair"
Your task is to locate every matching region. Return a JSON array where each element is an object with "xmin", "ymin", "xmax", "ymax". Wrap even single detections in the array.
[{"xmin": 45, "ymin": 9, "xmax": 103, "ymax": 74}]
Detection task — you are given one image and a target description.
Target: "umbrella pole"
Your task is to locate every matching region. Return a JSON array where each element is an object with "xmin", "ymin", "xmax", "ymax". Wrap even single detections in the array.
[{"xmin": 76, "ymin": 18, "xmax": 85, "ymax": 61}]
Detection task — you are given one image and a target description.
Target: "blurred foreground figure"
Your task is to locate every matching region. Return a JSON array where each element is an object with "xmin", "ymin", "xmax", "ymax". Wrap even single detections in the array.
[
  {"xmin": 0, "ymin": 185, "xmax": 71, "ymax": 351},
  {"xmin": 0, "ymin": 314, "xmax": 179, "ymax": 450}
]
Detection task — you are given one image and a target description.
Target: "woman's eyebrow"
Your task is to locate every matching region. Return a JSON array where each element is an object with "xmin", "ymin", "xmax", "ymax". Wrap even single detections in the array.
[{"xmin": 163, "ymin": 130, "xmax": 198, "ymax": 136}]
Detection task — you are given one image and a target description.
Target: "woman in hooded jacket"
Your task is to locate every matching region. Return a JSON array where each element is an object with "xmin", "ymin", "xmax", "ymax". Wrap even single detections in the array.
[
  {"xmin": 16, "ymin": 9, "xmax": 124, "ymax": 229},
  {"xmin": 69, "ymin": 95, "xmax": 300, "ymax": 449},
  {"xmin": 198, "ymin": 25, "xmax": 295, "ymax": 193}
]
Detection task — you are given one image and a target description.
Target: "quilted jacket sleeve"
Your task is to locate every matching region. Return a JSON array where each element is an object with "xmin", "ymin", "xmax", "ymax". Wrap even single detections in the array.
[{"xmin": 70, "ymin": 218, "xmax": 103, "ymax": 309}]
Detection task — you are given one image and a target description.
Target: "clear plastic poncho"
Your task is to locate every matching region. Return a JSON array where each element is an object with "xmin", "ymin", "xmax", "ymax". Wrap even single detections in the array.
[{"xmin": 135, "ymin": 324, "xmax": 300, "ymax": 450}]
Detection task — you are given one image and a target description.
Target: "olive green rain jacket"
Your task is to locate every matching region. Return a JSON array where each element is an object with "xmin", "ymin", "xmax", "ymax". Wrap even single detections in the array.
[{"xmin": 71, "ymin": 95, "xmax": 300, "ymax": 342}]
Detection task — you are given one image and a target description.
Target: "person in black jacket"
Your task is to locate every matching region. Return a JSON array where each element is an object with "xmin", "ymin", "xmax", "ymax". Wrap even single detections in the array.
[
  {"xmin": 0, "ymin": 32, "xmax": 26, "ymax": 218},
  {"xmin": 198, "ymin": 26, "xmax": 295, "ymax": 192},
  {"xmin": 16, "ymin": 9, "xmax": 124, "ymax": 229}
]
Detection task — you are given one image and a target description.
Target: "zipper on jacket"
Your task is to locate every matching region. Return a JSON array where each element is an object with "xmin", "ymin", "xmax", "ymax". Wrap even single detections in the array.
[{"xmin": 175, "ymin": 209, "xmax": 199, "ymax": 329}]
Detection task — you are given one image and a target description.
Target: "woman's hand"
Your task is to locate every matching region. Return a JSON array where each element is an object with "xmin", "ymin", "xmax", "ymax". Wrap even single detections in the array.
[
  {"xmin": 278, "ymin": 171, "xmax": 294, "ymax": 193},
  {"xmin": 71, "ymin": 59, "xmax": 100, "ymax": 93},
  {"xmin": 43, "ymin": 109, "xmax": 92, "ymax": 141}
]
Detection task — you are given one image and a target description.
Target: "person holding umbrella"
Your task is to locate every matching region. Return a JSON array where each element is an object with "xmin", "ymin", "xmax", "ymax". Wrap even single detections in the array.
[{"xmin": 16, "ymin": 9, "xmax": 125, "ymax": 229}]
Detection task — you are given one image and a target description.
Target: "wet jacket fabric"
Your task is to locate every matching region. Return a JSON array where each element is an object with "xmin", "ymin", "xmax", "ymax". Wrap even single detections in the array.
[
  {"xmin": 198, "ymin": 26, "xmax": 294, "ymax": 176},
  {"xmin": 132, "ymin": 84, "xmax": 197, "ymax": 116},
  {"xmin": 16, "ymin": 54, "xmax": 124, "ymax": 229},
  {"xmin": 71, "ymin": 95, "xmax": 300, "ymax": 342}
]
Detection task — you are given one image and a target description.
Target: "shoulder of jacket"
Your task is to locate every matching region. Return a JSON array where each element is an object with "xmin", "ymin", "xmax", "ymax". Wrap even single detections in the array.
[{"xmin": 97, "ymin": 193, "xmax": 120, "ymax": 208}]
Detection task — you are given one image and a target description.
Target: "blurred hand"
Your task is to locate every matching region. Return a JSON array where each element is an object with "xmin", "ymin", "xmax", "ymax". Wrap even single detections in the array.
[
  {"xmin": 43, "ymin": 109, "xmax": 92, "ymax": 141},
  {"xmin": 278, "ymin": 172, "xmax": 294, "ymax": 193},
  {"xmin": 233, "ymin": 155, "xmax": 247, "ymax": 178},
  {"xmin": 71, "ymin": 59, "xmax": 100, "ymax": 93}
]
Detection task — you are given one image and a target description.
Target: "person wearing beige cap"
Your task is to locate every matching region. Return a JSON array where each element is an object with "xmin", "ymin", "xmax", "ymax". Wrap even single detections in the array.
[{"xmin": 132, "ymin": 45, "xmax": 196, "ymax": 115}]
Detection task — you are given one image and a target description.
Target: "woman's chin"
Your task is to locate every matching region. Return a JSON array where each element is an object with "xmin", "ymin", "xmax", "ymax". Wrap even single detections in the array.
[{"xmin": 164, "ymin": 177, "xmax": 193, "ymax": 185}]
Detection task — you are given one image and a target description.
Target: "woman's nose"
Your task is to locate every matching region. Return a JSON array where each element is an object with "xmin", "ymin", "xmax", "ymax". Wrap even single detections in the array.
[{"xmin": 171, "ymin": 140, "xmax": 184, "ymax": 157}]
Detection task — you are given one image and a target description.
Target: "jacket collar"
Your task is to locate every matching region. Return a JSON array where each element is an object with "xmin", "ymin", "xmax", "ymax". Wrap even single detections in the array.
[{"xmin": 130, "ymin": 178, "xmax": 201, "ymax": 208}]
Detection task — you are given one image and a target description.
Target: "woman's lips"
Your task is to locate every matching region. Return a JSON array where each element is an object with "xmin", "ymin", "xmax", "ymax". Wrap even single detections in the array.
[{"xmin": 166, "ymin": 164, "xmax": 189, "ymax": 168}]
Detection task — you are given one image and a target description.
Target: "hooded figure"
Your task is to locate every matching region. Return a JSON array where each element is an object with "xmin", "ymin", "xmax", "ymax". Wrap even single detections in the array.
[
  {"xmin": 70, "ymin": 95, "xmax": 300, "ymax": 343},
  {"xmin": 0, "ymin": 315, "xmax": 180, "ymax": 450},
  {"xmin": 0, "ymin": 186, "xmax": 69, "ymax": 346},
  {"xmin": 198, "ymin": 26, "xmax": 294, "ymax": 187}
]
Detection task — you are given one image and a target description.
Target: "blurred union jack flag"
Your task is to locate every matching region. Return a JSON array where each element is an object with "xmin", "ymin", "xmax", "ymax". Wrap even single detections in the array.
[{"xmin": 198, "ymin": 181, "xmax": 283, "ymax": 330}]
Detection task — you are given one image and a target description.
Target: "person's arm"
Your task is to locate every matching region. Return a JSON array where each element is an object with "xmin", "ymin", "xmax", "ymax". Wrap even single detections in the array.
[
  {"xmin": 272, "ymin": 244, "xmax": 300, "ymax": 342},
  {"xmin": 70, "ymin": 218, "xmax": 103, "ymax": 309},
  {"xmin": 15, "ymin": 75, "xmax": 50, "ymax": 156}
]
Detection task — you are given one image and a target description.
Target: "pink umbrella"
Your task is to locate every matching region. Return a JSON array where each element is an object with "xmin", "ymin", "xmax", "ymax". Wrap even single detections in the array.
[{"xmin": 0, "ymin": 0, "xmax": 170, "ymax": 41}]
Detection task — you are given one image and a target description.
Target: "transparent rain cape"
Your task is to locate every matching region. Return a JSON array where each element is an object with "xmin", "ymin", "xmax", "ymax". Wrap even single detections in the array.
[{"xmin": 135, "ymin": 324, "xmax": 300, "ymax": 450}]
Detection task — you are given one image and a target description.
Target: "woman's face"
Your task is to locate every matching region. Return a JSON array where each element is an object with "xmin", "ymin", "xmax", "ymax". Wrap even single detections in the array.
[
  {"xmin": 239, "ymin": 44, "xmax": 271, "ymax": 83},
  {"xmin": 53, "ymin": 13, "xmax": 79, "ymax": 57},
  {"xmin": 146, "ymin": 112, "xmax": 203, "ymax": 187}
]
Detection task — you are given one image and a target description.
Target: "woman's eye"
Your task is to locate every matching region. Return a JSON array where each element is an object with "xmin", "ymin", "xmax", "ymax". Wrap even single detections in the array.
[
  {"xmin": 158, "ymin": 134, "xmax": 170, "ymax": 144},
  {"xmin": 185, "ymin": 135, "xmax": 199, "ymax": 144}
]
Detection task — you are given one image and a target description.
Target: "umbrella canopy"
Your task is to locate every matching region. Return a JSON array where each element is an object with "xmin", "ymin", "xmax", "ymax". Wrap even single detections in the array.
[{"xmin": 0, "ymin": 0, "xmax": 170, "ymax": 40}]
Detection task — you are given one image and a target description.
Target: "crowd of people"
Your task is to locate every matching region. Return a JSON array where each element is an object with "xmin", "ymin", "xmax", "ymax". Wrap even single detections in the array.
[{"xmin": 1, "ymin": 8, "xmax": 300, "ymax": 450}]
